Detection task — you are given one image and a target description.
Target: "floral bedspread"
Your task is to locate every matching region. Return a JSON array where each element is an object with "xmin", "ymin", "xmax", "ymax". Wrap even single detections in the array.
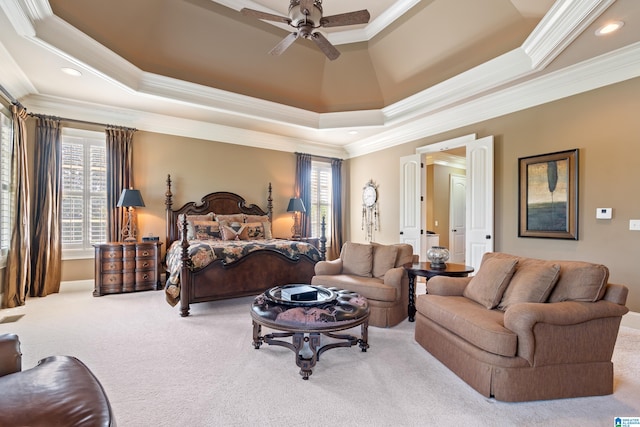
[{"xmin": 164, "ymin": 239, "xmax": 321, "ymax": 306}]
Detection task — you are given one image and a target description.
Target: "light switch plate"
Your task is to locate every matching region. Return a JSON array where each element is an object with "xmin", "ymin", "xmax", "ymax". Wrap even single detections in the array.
[
  {"xmin": 596, "ymin": 208, "xmax": 612, "ymax": 219},
  {"xmin": 630, "ymin": 220, "xmax": 640, "ymax": 231}
]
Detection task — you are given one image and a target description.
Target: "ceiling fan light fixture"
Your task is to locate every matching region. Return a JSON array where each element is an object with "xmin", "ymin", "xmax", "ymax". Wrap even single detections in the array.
[{"xmin": 595, "ymin": 20, "xmax": 624, "ymax": 36}]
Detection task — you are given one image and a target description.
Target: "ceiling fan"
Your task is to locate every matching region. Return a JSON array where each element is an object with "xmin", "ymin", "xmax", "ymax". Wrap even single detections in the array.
[{"xmin": 241, "ymin": 0, "xmax": 370, "ymax": 61}]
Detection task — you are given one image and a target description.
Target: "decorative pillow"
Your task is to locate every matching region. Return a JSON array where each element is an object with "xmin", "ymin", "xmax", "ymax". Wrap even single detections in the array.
[
  {"xmin": 548, "ymin": 262, "xmax": 609, "ymax": 302},
  {"xmin": 177, "ymin": 213, "xmax": 215, "ymax": 240},
  {"xmin": 498, "ymin": 259, "xmax": 560, "ymax": 310},
  {"xmin": 192, "ymin": 220, "xmax": 222, "ymax": 240},
  {"xmin": 245, "ymin": 214, "xmax": 270, "ymax": 223},
  {"xmin": 371, "ymin": 244, "xmax": 399, "ymax": 279},
  {"xmin": 215, "ymin": 214, "xmax": 246, "ymax": 224},
  {"xmin": 463, "ymin": 253, "xmax": 518, "ymax": 309},
  {"xmin": 221, "ymin": 224, "xmax": 246, "ymax": 241},
  {"xmin": 241, "ymin": 222, "xmax": 268, "ymax": 240},
  {"xmin": 340, "ymin": 242, "xmax": 373, "ymax": 277}
]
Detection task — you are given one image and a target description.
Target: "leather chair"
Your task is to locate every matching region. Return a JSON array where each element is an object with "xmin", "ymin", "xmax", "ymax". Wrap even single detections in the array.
[{"xmin": 0, "ymin": 333, "xmax": 116, "ymax": 426}]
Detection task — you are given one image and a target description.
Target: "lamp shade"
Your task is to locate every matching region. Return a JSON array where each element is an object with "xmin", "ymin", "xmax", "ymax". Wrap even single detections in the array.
[
  {"xmin": 117, "ymin": 189, "xmax": 145, "ymax": 208},
  {"xmin": 287, "ymin": 197, "xmax": 306, "ymax": 213}
]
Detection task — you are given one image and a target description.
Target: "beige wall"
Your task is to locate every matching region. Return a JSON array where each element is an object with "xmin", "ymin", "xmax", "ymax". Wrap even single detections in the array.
[{"xmin": 349, "ymin": 76, "xmax": 640, "ymax": 312}]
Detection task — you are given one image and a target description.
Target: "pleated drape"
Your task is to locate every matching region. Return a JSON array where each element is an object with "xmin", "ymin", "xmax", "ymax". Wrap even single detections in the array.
[
  {"xmin": 329, "ymin": 158, "xmax": 343, "ymax": 260},
  {"xmin": 106, "ymin": 127, "xmax": 134, "ymax": 242},
  {"xmin": 1, "ymin": 105, "xmax": 31, "ymax": 308},
  {"xmin": 295, "ymin": 153, "xmax": 312, "ymax": 237},
  {"xmin": 30, "ymin": 116, "xmax": 62, "ymax": 297}
]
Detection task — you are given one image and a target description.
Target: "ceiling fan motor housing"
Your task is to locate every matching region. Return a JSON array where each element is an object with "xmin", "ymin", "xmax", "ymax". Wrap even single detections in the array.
[{"xmin": 289, "ymin": 0, "xmax": 323, "ymax": 29}]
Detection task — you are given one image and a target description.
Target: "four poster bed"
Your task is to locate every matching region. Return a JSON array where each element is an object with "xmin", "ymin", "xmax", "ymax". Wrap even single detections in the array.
[{"xmin": 163, "ymin": 175, "xmax": 325, "ymax": 317}]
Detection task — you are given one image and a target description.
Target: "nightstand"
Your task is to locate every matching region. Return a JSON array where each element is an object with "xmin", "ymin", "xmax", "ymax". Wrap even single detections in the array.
[{"xmin": 93, "ymin": 241, "xmax": 163, "ymax": 296}]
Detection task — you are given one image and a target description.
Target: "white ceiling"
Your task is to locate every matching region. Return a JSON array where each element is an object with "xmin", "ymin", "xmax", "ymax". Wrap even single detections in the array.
[{"xmin": 0, "ymin": 0, "xmax": 639, "ymax": 159}]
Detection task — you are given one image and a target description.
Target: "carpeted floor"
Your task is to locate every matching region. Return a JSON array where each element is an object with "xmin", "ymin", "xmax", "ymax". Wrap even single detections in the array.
[{"xmin": 1, "ymin": 281, "xmax": 639, "ymax": 427}]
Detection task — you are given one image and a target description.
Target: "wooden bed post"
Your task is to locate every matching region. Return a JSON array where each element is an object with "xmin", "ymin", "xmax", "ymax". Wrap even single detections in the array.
[
  {"xmin": 165, "ymin": 174, "xmax": 173, "ymax": 250},
  {"xmin": 180, "ymin": 214, "xmax": 191, "ymax": 317},
  {"xmin": 267, "ymin": 182, "xmax": 273, "ymax": 222},
  {"xmin": 320, "ymin": 216, "xmax": 327, "ymax": 261}
]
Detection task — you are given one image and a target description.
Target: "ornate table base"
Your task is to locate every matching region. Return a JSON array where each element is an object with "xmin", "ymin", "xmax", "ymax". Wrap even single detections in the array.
[{"xmin": 252, "ymin": 322, "xmax": 369, "ymax": 380}]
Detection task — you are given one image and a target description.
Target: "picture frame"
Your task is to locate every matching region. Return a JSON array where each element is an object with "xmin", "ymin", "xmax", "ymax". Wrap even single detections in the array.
[{"xmin": 518, "ymin": 149, "xmax": 579, "ymax": 239}]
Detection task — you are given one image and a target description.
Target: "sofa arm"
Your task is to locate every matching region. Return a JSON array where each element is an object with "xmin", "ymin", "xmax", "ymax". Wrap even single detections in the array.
[
  {"xmin": 427, "ymin": 276, "xmax": 471, "ymax": 296},
  {"xmin": 384, "ymin": 267, "xmax": 408, "ymax": 300},
  {"xmin": 314, "ymin": 259, "xmax": 343, "ymax": 276},
  {"xmin": 0, "ymin": 333, "xmax": 22, "ymax": 377},
  {"xmin": 504, "ymin": 300, "xmax": 629, "ymax": 366}
]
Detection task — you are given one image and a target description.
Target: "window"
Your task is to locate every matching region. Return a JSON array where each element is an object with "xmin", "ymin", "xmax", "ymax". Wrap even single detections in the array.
[
  {"xmin": 61, "ymin": 128, "xmax": 107, "ymax": 258},
  {"xmin": 309, "ymin": 160, "xmax": 332, "ymax": 242},
  {"xmin": 0, "ymin": 109, "xmax": 13, "ymax": 266}
]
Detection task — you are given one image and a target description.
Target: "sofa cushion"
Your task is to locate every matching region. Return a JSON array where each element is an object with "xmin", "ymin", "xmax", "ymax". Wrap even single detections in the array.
[
  {"xmin": 371, "ymin": 244, "xmax": 398, "ymax": 279},
  {"xmin": 340, "ymin": 242, "xmax": 373, "ymax": 277},
  {"xmin": 416, "ymin": 294, "xmax": 517, "ymax": 357},
  {"xmin": 311, "ymin": 275, "xmax": 396, "ymax": 302},
  {"xmin": 393, "ymin": 243, "xmax": 414, "ymax": 267},
  {"xmin": 548, "ymin": 261, "xmax": 609, "ymax": 303},
  {"xmin": 463, "ymin": 253, "xmax": 518, "ymax": 309},
  {"xmin": 498, "ymin": 258, "xmax": 560, "ymax": 310}
]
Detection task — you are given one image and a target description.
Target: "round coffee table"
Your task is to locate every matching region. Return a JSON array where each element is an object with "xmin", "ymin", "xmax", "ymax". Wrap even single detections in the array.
[{"xmin": 251, "ymin": 285, "xmax": 370, "ymax": 380}]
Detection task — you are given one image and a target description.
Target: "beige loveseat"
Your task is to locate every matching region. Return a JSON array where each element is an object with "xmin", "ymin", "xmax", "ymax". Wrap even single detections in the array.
[
  {"xmin": 414, "ymin": 252, "xmax": 629, "ymax": 402},
  {"xmin": 311, "ymin": 242, "xmax": 413, "ymax": 327}
]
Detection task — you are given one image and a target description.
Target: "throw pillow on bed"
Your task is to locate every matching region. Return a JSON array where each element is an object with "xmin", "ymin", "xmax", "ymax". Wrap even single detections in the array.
[
  {"xmin": 215, "ymin": 214, "xmax": 246, "ymax": 224},
  {"xmin": 177, "ymin": 213, "xmax": 215, "ymax": 240},
  {"xmin": 240, "ymin": 222, "xmax": 271, "ymax": 239},
  {"xmin": 192, "ymin": 220, "xmax": 222, "ymax": 240},
  {"xmin": 463, "ymin": 252, "xmax": 518, "ymax": 309},
  {"xmin": 221, "ymin": 223, "xmax": 246, "ymax": 241}
]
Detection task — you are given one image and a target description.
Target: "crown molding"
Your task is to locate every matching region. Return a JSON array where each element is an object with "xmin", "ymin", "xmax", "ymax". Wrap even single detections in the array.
[{"xmin": 345, "ymin": 40, "xmax": 640, "ymax": 158}]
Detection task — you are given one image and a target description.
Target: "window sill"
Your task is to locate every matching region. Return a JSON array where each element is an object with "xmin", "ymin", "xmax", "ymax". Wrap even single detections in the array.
[{"xmin": 62, "ymin": 249, "xmax": 95, "ymax": 261}]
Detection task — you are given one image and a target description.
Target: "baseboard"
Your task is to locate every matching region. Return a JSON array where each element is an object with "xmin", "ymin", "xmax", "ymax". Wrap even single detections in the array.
[
  {"xmin": 621, "ymin": 311, "xmax": 640, "ymax": 330},
  {"xmin": 60, "ymin": 280, "xmax": 93, "ymax": 293}
]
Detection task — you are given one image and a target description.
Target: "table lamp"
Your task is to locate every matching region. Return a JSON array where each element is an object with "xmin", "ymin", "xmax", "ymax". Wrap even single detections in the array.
[
  {"xmin": 287, "ymin": 197, "xmax": 306, "ymax": 239},
  {"xmin": 117, "ymin": 188, "xmax": 145, "ymax": 241}
]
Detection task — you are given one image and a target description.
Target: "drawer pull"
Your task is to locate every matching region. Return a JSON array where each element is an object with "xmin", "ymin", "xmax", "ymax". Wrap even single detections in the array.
[
  {"xmin": 143, "ymin": 274, "xmax": 149, "ymax": 280},
  {"xmin": 142, "ymin": 261, "xmax": 149, "ymax": 267},
  {"xmin": 142, "ymin": 251, "xmax": 149, "ymax": 256}
]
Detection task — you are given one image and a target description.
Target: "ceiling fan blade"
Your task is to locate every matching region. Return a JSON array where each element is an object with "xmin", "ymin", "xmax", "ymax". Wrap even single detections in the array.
[
  {"xmin": 312, "ymin": 32, "xmax": 340, "ymax": 61},
  {"xmin": 269, "ymin": 32, "xmax": 299, "ymax": 56},
  {"xmin": 321, "ymin": 10, "xmax": 370, "ymax": 27},
  {"xmin": 241, "ymin": 8, "xmax": 291, "ymax": 25}
]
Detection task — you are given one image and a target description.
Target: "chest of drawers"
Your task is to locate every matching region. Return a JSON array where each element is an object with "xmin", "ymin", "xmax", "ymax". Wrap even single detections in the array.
[{"xmin": 93, "ymin": 242, "xmax": 162, "ymax": 296}]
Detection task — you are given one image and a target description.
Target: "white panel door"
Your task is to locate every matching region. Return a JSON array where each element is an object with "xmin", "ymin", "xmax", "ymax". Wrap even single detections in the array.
[
  {"xmin": 449, "ymin": 174, "xmax": 466, "ymax": 263},
  {"xmin": 399, "ymin": 154, "xmax": 422, "ymax": 257},
  {"xmin": 466, "ymin": 136, "xmax": 494, "ymax": 272}
]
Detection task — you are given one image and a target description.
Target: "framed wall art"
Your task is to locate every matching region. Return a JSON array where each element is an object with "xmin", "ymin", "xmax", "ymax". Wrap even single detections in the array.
[{"xmin": 518, "ymin": 149, "xmax": 579, "ymax": 239}]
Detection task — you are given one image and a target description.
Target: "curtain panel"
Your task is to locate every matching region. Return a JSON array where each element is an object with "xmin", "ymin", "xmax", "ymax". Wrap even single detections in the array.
[
  {"xmin": 1, "ymin": 105, "xmax": 31, "ymax": 308},
  {"xmin": 329, "ymin": 158, "xmax": 343, "ymax": 260},
  {"xmin": 30, "ymin": 116, "xmax": 62, "ymax": 297},
  {"xmin": 295, "ymin": 153, "xmax": 312, "ymax": 237},
  {"xmin": 106, "ymin": 127, "xmax": 135, "ymax": 242}
]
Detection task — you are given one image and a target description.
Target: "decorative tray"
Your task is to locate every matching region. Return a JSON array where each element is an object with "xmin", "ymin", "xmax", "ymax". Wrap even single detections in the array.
[{"xmin": 265, "ymin": 285, "xmax": 336, "ymax": 306}]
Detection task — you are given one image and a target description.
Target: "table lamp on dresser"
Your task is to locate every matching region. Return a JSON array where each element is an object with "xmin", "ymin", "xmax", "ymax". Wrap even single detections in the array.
[{"xmin": 117, "ymin": 188, "xmax": 145, "ymax": 241}]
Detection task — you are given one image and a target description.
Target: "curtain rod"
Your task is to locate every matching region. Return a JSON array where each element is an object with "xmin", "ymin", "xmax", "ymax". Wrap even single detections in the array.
[
  {"xmin": 27, "ymin": 112, "xmax": 136, "ymax": 131},
  {"xmin": 0, "ymin": 85, "xmax": 19, "ymax": 106},
  {"xmin": 295, "ymin": 152, "xmax": 343, "ymax": 162}
]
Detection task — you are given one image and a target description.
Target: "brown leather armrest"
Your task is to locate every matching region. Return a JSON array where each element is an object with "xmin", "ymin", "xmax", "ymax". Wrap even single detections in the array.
[{"xmin": 0, "ymin": 333, "xmax": 22, "ymax": 377}]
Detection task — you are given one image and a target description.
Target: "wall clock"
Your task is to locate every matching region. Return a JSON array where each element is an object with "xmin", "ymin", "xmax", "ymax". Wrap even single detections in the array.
[{"xmin": 361, "ymin": 179, "xmax": 379, "ymax": 241}]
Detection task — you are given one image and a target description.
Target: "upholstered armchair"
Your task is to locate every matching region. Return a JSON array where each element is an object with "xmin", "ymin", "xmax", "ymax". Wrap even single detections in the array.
[
  {"xmin": 0, "ymin": 333, "xmax": 116, "ymax": 426},
  {"xmin": 311, "ymin": 242, "xmax": 413, "ymax": 327}
]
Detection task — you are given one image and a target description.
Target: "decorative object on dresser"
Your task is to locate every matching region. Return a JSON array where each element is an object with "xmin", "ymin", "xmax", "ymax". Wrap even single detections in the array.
[
  {"xmin": 163, "ymin": 174, "xmax": 325, "ymax": 317},
  {"xmin": 286, "ymin": 197, "xmax": 306, "ymax": 239},
  {"xmin": 93, "ymin": 241, "xmax": 162, "ymax": 296},
  {"xmin": 116, "ymin": 188, "xmax": 146, "ymax": 241},
  {"xmin": 361, "ymin": 179, "xmax": 379, "ymax": 242}
]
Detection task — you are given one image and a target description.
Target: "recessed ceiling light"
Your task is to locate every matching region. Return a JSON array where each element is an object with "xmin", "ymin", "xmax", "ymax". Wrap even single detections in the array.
[
  {"xmin": 348, "ymin": 130, "xmax": 358, "ymax": 135},
  {"xmin": 595, "ymin": 21, "xmax": 624, "ymax": 36},
  {"xmin": 61, "ymin": 67, "xmax": 82, "ymax": 77}
]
